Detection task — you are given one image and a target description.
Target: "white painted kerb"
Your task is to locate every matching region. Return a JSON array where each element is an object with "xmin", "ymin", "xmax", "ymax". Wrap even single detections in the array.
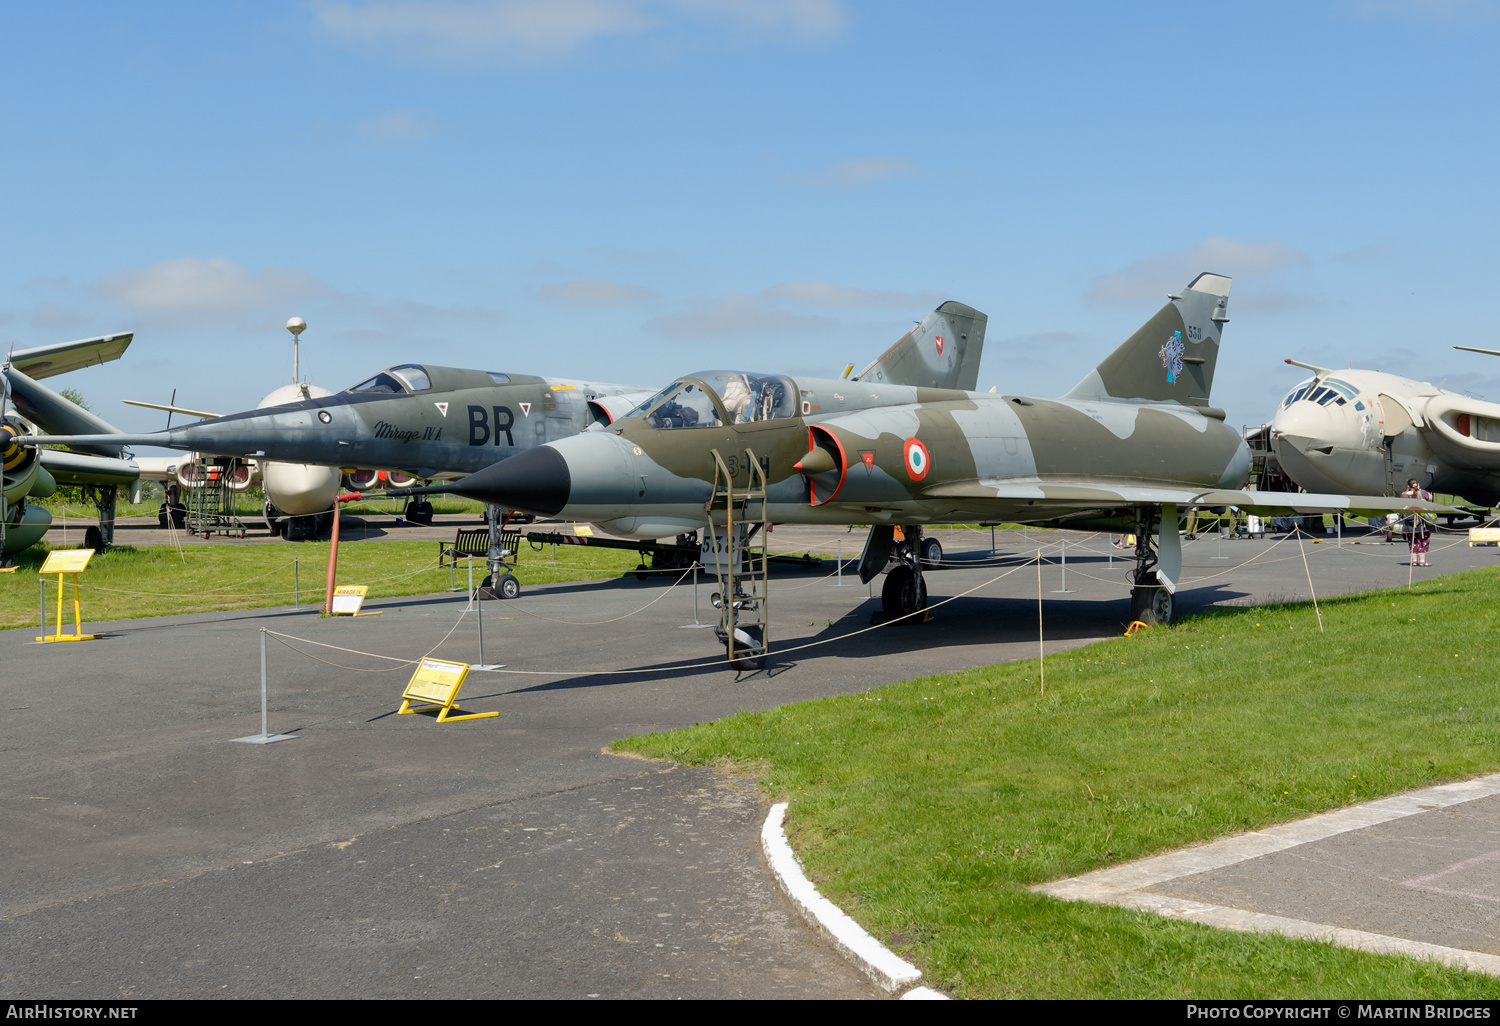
[
  {"xmin": 1034, "ymin": 773, "xmax": 1500, "ymax": 977},
  {"xmin": 761, "ymin": 802, "xmax": 926, "ymax": 994}
]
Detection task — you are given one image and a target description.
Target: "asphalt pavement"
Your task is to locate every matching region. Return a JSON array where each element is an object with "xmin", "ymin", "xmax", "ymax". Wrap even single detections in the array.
[{"xmin": 3, "ymin": 521, "xmax": 1497, "ymax": 997}]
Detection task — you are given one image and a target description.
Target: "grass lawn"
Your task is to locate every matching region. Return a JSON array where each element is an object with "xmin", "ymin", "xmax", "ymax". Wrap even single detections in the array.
[
  {"xmin": 616, "ymin": 567, "xmax": 1500, "ymax": 999},
  {"xmin": 0, "ymin": 538, "xmax": 647, "ymax": 629}
]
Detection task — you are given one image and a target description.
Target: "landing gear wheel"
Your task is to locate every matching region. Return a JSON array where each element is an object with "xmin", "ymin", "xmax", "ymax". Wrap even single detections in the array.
[
  {"xmin": 84, "ymin": 526, "xmax": 103, "ymax": 551},
  {"xmin": 729, "ymin": 624, "xmax": 766, "ymax": 671},
  {"xmin": 881, "ymin": 565, "xmax": 928, "ymax": 618},
  {"xmin": 1130, "ymin": 571, "xmax": 1174, "ymax": 626},
  {"xmin": 920, "ymin": 537, "xmax": 943, "ymax": 570},
  {"xmin": 635, "ymin": 562, "xmax": 649, "ymax": 581},
  {"xmin": 495, "ymin": 572, "xmax": 520, "ymax": 600}
]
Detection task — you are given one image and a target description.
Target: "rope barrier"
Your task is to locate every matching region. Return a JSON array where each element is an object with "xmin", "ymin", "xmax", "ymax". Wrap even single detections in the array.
[{"xmin": 255, "ymin": 556, "xmax": 1044, "ymax": 679}]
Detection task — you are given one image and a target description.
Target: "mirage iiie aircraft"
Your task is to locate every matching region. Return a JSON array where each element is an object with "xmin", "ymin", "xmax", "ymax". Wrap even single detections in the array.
[
  {"xmin": 393, "ymin": 273, "xmax": 1442, "ymax": 667},
  {"xmin": 1262, "ymin": 351, "xmax": 1500, "ymax": 507}
]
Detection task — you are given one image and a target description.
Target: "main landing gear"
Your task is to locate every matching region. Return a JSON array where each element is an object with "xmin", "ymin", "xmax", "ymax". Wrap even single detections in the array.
[
  {"xmin": 857, "ymin": 524, "xmax": 933, "ymax": 620},
  {"xmin": 882, "ymin": 526, "xmax": 933, "ymax": 619},
  {"xmin": 1128, "ymin": 505, "xmax": 1180, "ymax": 626}
]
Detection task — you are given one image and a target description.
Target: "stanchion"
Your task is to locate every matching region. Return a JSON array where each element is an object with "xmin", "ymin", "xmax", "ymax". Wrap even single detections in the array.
[
  {"xmin": 680, "ymin": 563, "xmax": 713, "ymax": 628},
  {"xmin": 473, "ymin": 580, "xmax": 502, "ymax": 670},
  {"xmin": 1050, "ymin": 539, "xmax": 1076, "ymax": 594},
  {"xmin": 294, "ymin": 559, "xmax": 299, "ymax": 607},
  {"xmin": 233, "ymin": 630, "xmax": 297, "ymax": 744},
  {"xmin": 831, "ymin": 538, "xmax": 853, "ymax": 587}
]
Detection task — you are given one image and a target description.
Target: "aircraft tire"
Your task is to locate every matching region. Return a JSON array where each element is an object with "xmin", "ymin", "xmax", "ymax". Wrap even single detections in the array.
[
  {"xmin": 84, "ymin": 526, "xmax": 104, "ymax": 552},
  {"xmin": 729, "ymin": 624, "xmax": 766, "ymax": 671},
  {"xmin": 881, "ymin": 565, "xmax": 928, "ymax": 618},
  {"xmin": 1130, "ymin": 572, "xmax": 1174, "ymax": 626},
  {"xmin": 635, "ymin": 562, "xmax": 649, "ymax": 581},
  {"xmin": 495, "ymin": 572, "xmax": 520, "ymax": 600},
  {"xmin": 920, "ymin": 537, "xmax": 943, "ymax": 570}
]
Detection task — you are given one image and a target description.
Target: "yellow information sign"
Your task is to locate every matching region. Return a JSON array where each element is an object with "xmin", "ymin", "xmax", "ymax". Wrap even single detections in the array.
[
  {"xmin": 398, "ymin": 658, "xmax": 498, "ymax": 723},
  {"xmin": 1469, "ymin": 528, "xmax": 1500, "ymax": 546},
  {"xmin": 36, "ymin": 548, "xmax": 99, "ymax": 642},
  {"xmin": 330, "ymin": 584, "xmax": 380, "ymax": 616},
  {"xmin": 39, "ymin": 549, "xmax": 94, "ymax": 575}
]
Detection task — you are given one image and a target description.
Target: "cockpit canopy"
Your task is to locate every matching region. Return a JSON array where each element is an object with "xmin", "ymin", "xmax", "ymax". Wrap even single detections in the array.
[
  {"xmin": 346, "ymin": 364, "xmax": 433, "ymax": 394},
  {"xmin": 1281, "ymin": 376, "xmax": 1360, "ymax": 410},
  {"xmin": 627, "ymin": 371, "xmax": 798, "ymax": 429}
]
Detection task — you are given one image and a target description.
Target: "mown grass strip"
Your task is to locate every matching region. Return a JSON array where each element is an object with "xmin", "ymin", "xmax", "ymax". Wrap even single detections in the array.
[
  {"xmin": 616, "ymin": 567, "xmax": 1500, "ymax": 998},
  {"xmin": 0, "ymin": 540, "xmax": 647, "ymax": 629}
]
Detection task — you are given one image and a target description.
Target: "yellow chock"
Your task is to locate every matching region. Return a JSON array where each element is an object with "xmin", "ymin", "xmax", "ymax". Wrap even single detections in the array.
[{"xmin": 1123, "ymin": 620, "xmax": 1150, "ymax": 637}]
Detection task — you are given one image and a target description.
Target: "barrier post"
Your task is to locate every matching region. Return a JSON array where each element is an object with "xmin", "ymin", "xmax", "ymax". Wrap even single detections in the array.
[
  {"xmin": 232, "ymin": 629, "xmax": 296, "ymax": 744},
  {"xmin": 294, "ymin": 559, "xmax": 299, "ymax": 607},
  {"xmin": 1051, "ymin": 540, "xmax": 1076, "ymax": 594},
  {"xmin": 474, "ymin": 579, "xmax": 501, "ymax": 670}
]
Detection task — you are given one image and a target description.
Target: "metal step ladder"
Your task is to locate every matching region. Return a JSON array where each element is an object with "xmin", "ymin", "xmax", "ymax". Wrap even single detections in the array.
[{"xmin": 704, "ymin": 447, "xmax": 769, "ymax": 670}]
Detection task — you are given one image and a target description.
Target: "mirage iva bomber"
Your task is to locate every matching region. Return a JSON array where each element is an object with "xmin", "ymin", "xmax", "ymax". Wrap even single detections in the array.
[{"xmin": 393, "ymin": 274, "xmax": 1444, "ymax": 668}]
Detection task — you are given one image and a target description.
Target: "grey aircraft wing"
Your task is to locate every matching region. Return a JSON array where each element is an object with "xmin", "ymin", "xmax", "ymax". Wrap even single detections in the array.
[{"xmin": 7, "ymin": 333, "xmax": 133, "ymax": 380}]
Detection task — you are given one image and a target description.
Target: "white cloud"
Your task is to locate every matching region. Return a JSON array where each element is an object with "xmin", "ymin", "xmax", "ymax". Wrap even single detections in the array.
[
  {"xmin": 645, "ymin": 277, "xmax": 938, "ymax": 338},
  {"xmin": 98, "ymin": 257, "xmax": 331, "ymax": 324},
  {"xmin": 537, "ymin": 278, "xmax": 656, "ymax": 305},
  {"xmin": 1087, "ymin": 237, "xmax": 1311, "ymax": 305},
  {"xmin": 764, "ymin": 279, "xmax": 938, "ymax": 309},
  {"xmin": 675, "ymin": 0, "xmax": 844, "ymax": 40},
  {"xmin": 780, "ymin": 156, "xmax": 914, "ymax": 190},
  {"xmin": 646, "ymin": 292, "xmax": 835, "ymax": 338},
  {"xmin": 356, "ymin": 106, "xmax": 435, "ymax": 145},
  {"xmin": 317, "ymin": 0, "xmax": 844, "ymax": 67}
]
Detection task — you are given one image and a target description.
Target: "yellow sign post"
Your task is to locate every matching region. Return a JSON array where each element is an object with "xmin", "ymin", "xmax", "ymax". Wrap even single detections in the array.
[
  {"xmin": 398, "ymin": 658, "xmax": 498, "ymax": 723},
  {"xmin": 36, "ymin": 549, "xmax": 99, "ymax": 642},
  {"xmin": 330, "ymin": 584, "xmax": 380, "ymax": 616}
]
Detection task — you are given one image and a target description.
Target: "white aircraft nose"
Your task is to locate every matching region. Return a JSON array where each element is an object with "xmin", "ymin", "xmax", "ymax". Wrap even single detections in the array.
[{"xmin": 1272, "ymin": 400, "xmax": 1363, "ymax": 458}]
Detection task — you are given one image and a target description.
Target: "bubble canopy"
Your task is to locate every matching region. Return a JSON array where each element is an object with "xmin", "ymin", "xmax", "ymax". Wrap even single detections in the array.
[
  {"xmin": 346, "ymin": 364, "xmax": 432, "ymax": 394},
  {"xmin": 627, "ymin": 371, "xmax": 798, "ymax": 429}
]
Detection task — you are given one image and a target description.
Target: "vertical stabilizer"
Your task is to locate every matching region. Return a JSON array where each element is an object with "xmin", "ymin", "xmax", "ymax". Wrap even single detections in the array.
[
  {"xmin": 1065, "ymin": 272, "xmax": 1230, "ymax": 406},
  {"xmin": 851, "ymin": 301, "xmax": 987, "ymax": 391}
]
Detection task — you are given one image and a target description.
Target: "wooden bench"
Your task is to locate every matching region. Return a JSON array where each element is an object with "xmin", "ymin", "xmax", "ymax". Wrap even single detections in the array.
[{"xmin": 439, "ymin": 527, "xmax": 521, "ymax": 567}]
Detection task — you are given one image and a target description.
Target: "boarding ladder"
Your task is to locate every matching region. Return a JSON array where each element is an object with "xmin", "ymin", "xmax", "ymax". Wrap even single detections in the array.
[
  {"xmin": 186, "ymin": 457, "xmax": 248, "ymax": 538},
  {"xmin": 704, "ymin": 448, "xmax": 770, "ymax": 669}
]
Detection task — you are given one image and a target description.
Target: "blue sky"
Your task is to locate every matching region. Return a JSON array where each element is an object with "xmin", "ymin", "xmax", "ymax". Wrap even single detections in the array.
[{"xmin": 3, "ymin": 0, "xmax": 1498, "ymax": 444}]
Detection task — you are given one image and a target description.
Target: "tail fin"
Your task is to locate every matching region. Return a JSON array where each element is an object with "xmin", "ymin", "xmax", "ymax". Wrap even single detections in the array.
[
  {"xmin": 1065, "ymin": 272, "xmax": 1230, "ymax": 407},
  {"xmin": 850, "ymin": 301, "xmax": 987, "ymax": 391}
]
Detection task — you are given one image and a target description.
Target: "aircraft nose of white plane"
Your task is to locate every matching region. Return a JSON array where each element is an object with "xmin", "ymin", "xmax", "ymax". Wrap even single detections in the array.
[{"xmin": 1271, "ymin": 401, "xmax": 1362, "ymax": 461}]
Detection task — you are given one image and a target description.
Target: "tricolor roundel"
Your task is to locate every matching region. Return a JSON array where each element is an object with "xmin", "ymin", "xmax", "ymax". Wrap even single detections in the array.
[{"xmin": 903, "ymin": 437, "xmax": 930, "ymax": 481}]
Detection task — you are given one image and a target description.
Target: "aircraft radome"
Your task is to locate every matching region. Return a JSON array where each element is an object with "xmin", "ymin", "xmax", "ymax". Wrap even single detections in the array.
[
  {"xmin": 1258, "ymin": 353, "xmax": 1500, "ymax": 508},
  {"xmin": 393, "ymin": 276, "xmax": 1445, "ymax": 669}
]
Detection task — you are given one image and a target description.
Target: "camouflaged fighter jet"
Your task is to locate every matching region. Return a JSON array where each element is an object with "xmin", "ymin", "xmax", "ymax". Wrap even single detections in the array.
[{"xmin": 387, "ymin": 274, "xmax": 1446, "ymax": 668}]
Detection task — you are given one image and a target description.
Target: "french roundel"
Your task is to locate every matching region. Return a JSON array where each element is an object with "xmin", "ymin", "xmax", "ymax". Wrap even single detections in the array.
[{"xmin": 903, "ymin": 437, "xmax": 930, "ymax": 481}]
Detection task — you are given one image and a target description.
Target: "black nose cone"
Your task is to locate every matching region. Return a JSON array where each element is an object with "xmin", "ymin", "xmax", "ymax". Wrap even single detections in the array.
[{"xmin": 451, "ymin": 445, "xmax": 572, "ymax": 517}]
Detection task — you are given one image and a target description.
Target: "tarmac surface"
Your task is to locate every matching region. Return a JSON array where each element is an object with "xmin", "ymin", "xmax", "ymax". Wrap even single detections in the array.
[{"xmin": 3, "ymin": 518, "xmax": 1498, "ymax": 997}]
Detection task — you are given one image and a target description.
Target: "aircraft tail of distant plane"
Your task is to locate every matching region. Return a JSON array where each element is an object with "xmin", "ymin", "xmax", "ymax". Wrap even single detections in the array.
[
  {"xmin": 1065, "ymin": 272, "xmax": 1231, "ymax": 408},
  {"xmin": 850, "ymin": 301, "xmax": 987, "ymax": 391}
]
